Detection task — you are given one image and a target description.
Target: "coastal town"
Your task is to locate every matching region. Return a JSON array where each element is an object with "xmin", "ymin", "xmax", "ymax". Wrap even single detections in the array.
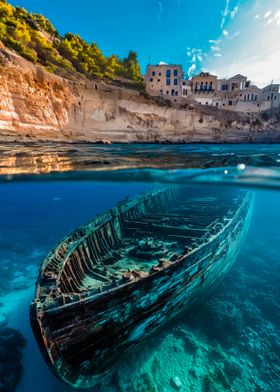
[{"xmin": 144, "ymin": 63, "xmax": 280, "ymax": 113}]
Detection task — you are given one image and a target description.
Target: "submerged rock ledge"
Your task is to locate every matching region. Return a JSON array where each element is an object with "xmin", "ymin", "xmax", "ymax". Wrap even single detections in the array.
[{"xmin": 0, "ymin": 46, "xmax": 280, "ymax": 143}]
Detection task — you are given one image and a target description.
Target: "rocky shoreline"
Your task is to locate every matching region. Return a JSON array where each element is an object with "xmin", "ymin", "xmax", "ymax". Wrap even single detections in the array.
[{"xmin": 1, "ymin": 46, "xmax": 280, "ymax": 144}]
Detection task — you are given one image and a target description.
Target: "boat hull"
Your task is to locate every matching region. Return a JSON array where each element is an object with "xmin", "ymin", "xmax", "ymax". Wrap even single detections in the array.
[{"xmin": 30, "ymin": 191, "xmax": 253, "ymax": 388}]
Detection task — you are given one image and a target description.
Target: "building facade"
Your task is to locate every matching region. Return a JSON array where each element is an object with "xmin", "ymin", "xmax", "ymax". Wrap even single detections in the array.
[
  {"xmin": 144, "ymin": 63, "xmax": 183, "ymax": 100},
  {"xmin": 217, "ymin": 74, "xmax": 250, "ymax": 92},
  {"xmin": 262, "ymin": 84, "xmax": 280, "ymax": 108},
  {"xmin": 182, "ymin": 79, "xmax": 192, "ymax": 97},
  {"xmin": 144, "ymin": 65, "xmax": 280, "ymax": 112},
  {"xmin": 191, "ymin": 72, "xmax": 218, "ymax": 95}
]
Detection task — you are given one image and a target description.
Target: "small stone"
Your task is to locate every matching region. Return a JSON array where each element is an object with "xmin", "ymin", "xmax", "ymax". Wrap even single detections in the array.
[{"xmin": 171, "ymin": 376, "xmax": 183, "ymax": 390}]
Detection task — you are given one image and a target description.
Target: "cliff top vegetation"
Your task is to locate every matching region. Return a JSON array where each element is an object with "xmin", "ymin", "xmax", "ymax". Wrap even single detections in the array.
[{"xmin": 0, "ymin": 0, "xmax": 144, "ymax": 89}]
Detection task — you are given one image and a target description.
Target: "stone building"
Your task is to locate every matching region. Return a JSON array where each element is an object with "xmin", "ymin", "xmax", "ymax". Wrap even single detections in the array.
[
  {"xmin": 191, "ymin": 72, "xmax": 218, "ymax": 95},
  {"xmin": 182, "ymin": 79, "xmax": 192, "ymax": 97},
  {"xmin": 144, "ymin": 63, "xmax": 183, "ymax": 100},
  {"xmin": 235, "ymin": 85, "xmax": 262, "ymax": 112},
  {"xmin": 144, "ymin": 64, "xmax": 279, "ymax": 113},
  {"xmin": 261, "ymin": 84, "xmax": 280, "ymax": 108},
  {"xmin": 217, "ymin": 74, "xmax": 250, "ymax": 92}
]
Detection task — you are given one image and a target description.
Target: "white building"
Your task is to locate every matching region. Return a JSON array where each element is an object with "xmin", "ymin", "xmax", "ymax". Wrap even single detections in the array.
[
  {"xmin": 217, "ymin": 74, "xmax": 250, "ymax": 92},
  {"xmin": 182, "ymin": 79, "xmax": 192, "ymax": 97},
  {"xmin": 261, "ymin": 84, "xmax": 280, "ymax": 109}
]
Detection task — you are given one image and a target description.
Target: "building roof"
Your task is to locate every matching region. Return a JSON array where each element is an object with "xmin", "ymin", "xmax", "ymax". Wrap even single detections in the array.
[
  {"xmin": 192, "ymin": 72, "xmax": 217, "ymax": 79},
  {"xmin": 229, "ymin": 74, "xmax": 247, "ymax": 80},
  {"xmin": 262, "ymin": 83, "xmax": 280, "ymax": 88},
  {"xmin": 243, "ymin": 85, "xmax": 261, "ymax": 91},
  {"xmin": 147, "ymin": 63, "xmax": 182, "ymax": 68}
]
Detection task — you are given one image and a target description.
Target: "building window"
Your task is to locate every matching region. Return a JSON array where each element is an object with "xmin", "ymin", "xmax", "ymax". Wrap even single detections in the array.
[
  {"xmin": 160, "ymin": 89, "xmax": 163, "ymax": 93},
  {"xmin": 175, "ymin": 91, "xmax": 178, "ymax": 96},
  {"xmin": 166, "ymin": 70, "xmax": 171, "ymax": 77},
  {"xmin": 183, "ymin": 90, "xmax": 187, "ymax": 96},
  {"xmin": 159, "ymin": 72, "xmax": 162, "ymax": 76},
  {"xmin": 183, "ymin": 82, "xmax": 186, "ymax": 86},
  {"xmin": 152, "ymin": 71, "xmax": 156, "ymax": 76},
  {"xmin": 158, "ymin": 79, "xmax": 160, "ymax": 82},
  {"xmin": 174, "ymin": 79, "xmax": 178, "ymax": 86},
  {"xmin": 171, "ymin": 89, "xmax": 175, "ymax": 96},
  {"xmin": 150, "ymin": 78, "xmax": 153, "ymax": 82},
  {"xmin": 174, "ymin": 69, "xmax": 178, "ymax": 77},
  {"xmin": 166, "ymin": 91, "xmax": 169, "ymax": 95},
  {"xmin": 166, "ymin": 78, "xmax": 171, "ymax": 86}
]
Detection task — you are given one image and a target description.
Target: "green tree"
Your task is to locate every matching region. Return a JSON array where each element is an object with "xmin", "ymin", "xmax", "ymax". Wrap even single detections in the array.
[{"xmin": 0, "ymin": 0, "xmax": 143, "ymax": 87}]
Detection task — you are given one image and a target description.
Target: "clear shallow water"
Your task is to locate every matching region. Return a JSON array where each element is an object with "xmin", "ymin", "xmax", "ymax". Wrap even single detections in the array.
[{"xmin": 0, "ymin": 144, "xmax": 280, "ymax": 392}]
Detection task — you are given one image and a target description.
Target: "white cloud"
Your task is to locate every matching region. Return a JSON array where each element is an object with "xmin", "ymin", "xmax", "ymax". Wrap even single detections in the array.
[
  {"xmin": 187, "ymin": 48, "xmax": 203, "ymax": 63},
  {"xmin": 231, "ymin": 30, "xmax": 241, "ymax": 39},
  {"xmin": 209, "ymin": 39, "xmax": 222, "ymax": 52},
  {"xmin": 275, "ymin": 10, "xmax": 280, "ymax": 22},
  {"xmin": 187, "ymin": 63, "xmax": 196, "ymax": 76},
  {"xmin": 265, "ymin": 9, "xmax": 280, "ymax": 25},
  {"xmin": 204, "ymin": 0, "xmax": 280, "ymax": 87},
  {"xmin": 186, "ymin": 48, "xmax": 204, "ymax": 77},
  {"xmin": 264, "ymin": 10, "xmax": 272, "ymax": 18},
  {"xmin": 211, "ymin": 45, "xmax": 221, "ymax": 52},
  {"xmin": 221, "ymin": 0, "xmax": 239, "ymax": 29},
  {"xmin": 230, "ymin": 5, "xmax": 239, "ymax": 18},
  {"xmin": 221, "ymin": 0, "xmax": 231, "ymax": 29},
  {"xmin": 209, "ymin": 39, "xmax": 221, "ymax": 44}
]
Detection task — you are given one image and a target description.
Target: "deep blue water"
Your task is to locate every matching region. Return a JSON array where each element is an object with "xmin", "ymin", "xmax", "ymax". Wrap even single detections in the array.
[{"xmin": 0, "ymin": 173, "xmax": 280, "ymax": 391}]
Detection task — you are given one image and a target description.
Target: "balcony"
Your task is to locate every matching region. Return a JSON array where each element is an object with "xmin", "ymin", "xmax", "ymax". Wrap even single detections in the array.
[{"xmin": 194, "ymin": 89, "xmax": 215, "ymax": 95}]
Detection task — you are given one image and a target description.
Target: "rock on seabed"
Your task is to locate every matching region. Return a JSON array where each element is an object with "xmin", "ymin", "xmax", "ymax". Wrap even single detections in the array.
[{"xmin": 0, "ymin": 324, "xmax": 26, "ymax": 392}]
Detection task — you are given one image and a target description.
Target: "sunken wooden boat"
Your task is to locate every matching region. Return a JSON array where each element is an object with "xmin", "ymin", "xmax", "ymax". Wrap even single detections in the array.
[{"xmin": 30, "ymin": 187, "xmax": 253, "ymax": 388}]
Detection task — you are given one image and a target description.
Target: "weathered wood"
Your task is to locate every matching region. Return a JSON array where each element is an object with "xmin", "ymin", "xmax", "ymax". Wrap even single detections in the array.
[{"xmin": 30, "ymin": 187, "xmax": 253, "ymax": 388}]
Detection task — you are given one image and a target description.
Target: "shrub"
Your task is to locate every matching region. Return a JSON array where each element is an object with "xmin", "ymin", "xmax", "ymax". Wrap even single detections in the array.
[{"xmin": 0, "ymin": 0, "xmax": 142, "ymax": 83}]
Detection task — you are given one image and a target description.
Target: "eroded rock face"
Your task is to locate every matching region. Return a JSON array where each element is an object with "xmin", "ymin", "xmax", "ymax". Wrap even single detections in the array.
[{"xmin": 0, "ymin": 47, "xmax": 280, "ymax": 143}]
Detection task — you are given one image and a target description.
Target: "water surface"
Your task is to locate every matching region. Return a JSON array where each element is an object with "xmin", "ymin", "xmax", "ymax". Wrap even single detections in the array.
[{"xmin": 0, "ymin": 144, "xmax": 280, "ymax": 392}]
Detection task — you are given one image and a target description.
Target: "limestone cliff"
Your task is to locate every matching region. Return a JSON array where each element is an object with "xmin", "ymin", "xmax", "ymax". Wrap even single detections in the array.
[{"xmin": 0, "ymin": 46, "xmax": 280, "ymax": 143}]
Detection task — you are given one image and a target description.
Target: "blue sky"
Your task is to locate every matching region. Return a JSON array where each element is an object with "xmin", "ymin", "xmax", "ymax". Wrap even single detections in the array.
[{"xmin": 8, "ymin": 0, "xmax": 280, "ymax": 86}]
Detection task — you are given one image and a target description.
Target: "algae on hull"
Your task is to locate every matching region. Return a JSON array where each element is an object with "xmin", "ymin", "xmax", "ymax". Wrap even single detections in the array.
[{"xmin": 30, "ymin": 187, "xmax": 253, "ymax": 388}]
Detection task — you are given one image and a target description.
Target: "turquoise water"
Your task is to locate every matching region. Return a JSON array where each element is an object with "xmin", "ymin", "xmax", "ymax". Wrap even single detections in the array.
[{"xmin": 0, "ymin": 144, "xmax": 280, "ymax": 392}]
